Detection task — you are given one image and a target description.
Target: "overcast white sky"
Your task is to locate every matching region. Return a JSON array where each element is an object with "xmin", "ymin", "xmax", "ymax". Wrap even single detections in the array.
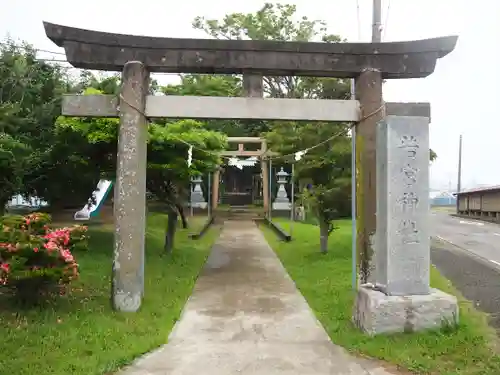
[{"xmin": 1, "ymin": 0, "xmax": 499, "ymax": 191}]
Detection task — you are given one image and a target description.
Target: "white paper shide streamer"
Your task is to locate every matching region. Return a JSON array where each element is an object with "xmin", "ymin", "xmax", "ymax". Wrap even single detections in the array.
[
  {"xmin": 294, "ymin": 149, "xmax": 308, "ymax": 161},
  {"xmin": 187, "ymin": 146, "xmax": 193, "ymax": 167}
]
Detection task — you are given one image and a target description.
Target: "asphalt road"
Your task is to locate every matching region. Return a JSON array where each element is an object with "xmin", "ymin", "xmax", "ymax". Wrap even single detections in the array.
[
  {"xmin": 430, "ymin": 211, "xmax": 500, "ymax": 329},
  {"xmin": 431, "ymin": 211, "xmax": 500, "ymax": 267}
]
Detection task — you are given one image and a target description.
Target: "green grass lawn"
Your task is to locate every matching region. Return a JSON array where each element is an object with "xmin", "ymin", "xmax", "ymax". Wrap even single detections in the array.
[
  {"xmin": 431, "ymin": 206, "xmax": 456, "ymax": 213},
  {"xmin": 262, "ymin": 219, "xmax": 500, "ymax": 375},
  {"xmin": 0, "ymin": 213, "xmax": 218, "ymax": 375}
]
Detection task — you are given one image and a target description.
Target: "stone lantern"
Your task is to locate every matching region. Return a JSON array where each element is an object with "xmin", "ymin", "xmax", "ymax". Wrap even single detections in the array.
[
  {"xmin": 190, "ymin": 175, "xmax": 207, "ymax": 209},
  {"xmin": 272, "ymin": 167, "xmax": 291, "ymax": 211}
]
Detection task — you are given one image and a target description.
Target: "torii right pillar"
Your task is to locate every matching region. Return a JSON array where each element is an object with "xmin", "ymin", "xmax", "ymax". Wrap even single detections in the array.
[{"xmin": 355, "ymin": 68, "xmax": 383, "ymax": 286}]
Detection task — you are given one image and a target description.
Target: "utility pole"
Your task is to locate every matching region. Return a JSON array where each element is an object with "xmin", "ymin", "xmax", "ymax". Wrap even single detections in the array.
[
  {"xmin": 457, "ymin": 134, "xmax": 463, "ymax": 193},
  {"xmin": 372, "ymin": 0, "xmax": 383, "ymax": 43}
]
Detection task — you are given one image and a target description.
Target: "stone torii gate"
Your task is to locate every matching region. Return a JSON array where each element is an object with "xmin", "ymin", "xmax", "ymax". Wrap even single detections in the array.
[{"xmin": 43, "ymin": 22, "xmax": 457, "ymax": 332}]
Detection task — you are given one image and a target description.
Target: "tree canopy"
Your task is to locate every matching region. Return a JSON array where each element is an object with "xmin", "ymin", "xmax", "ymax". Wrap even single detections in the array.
[{"xmin": 0, "ymin": 40, "xmax": 69, "ymax": 211}]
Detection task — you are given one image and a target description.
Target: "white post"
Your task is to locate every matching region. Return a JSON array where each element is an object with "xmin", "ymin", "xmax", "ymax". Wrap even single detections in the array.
[
  {"xmin": 190, "ymin": 178, "xmax": 194, "ymax": 217},
  {"xmin": 269, "ymin": 159, "xmax": 272, "ymax": 220},
  {"xmin": 351, "ymin": 79, "xmax": 357, "ymax": 291},
  {"xmin": 290, "ymin": 163, "xmax": 295, "ymax": 236},
  {"xmin": 208, "ymin": 172, "xmax": 212, "ymax": 218}
]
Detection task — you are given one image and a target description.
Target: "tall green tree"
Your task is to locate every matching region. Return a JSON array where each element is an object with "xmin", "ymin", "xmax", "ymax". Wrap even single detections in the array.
[
  {"xmin": 0, "ymin": 133, "xmax": 29, "ymax": 214},
  {"xmin": 194, "ymin": 3, "xmax": 351, "ymax": 252},
  {"xmin": 193, "ymin": 3, "xmax": 351, "ymax": 101},
  {"xmin": 73, "ymin": 71, "xmax": 160, "ymax": 95},
  {"xmin": 0, "ymin": 39, "xmax": 71, "ymax": 209},
  {"xmin": 162, "ymin": 74, "xmax": 269, "ymax": 137}
]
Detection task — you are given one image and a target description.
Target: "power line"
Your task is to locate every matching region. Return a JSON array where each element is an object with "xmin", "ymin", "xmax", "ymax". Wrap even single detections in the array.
[
  {"xmin": 355, "ymin": 0, "xmax": 362, "ymax": 41},
  {"xmin": 382, "ymin": 0, "xmax": 391, "ymax": 40},
  {"xmin": 33, "ymin": 58, "xmax": 72, "ymax": 64},
  {"xmin": 0, "ymin": 41, "xmax": 75, "ymax": 67},
  {"xmin": 0, "ymin": 41, "xmax": 66, "ymax": 56},
  {"xmin": 372, "ymin": 0, "xmax": 382, "ymax": 43}
]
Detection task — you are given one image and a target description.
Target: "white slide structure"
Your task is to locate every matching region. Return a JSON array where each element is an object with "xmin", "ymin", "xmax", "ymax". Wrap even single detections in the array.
[{"xmin": 74, "ymin": 180, "xmax": 113, "ymax": 221}]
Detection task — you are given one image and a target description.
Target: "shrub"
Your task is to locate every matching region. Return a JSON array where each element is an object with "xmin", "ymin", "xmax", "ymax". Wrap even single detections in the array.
[
  {"xmin": 0, "ymin": 212, "xmax": 51, "ymax": 236},
  {"xmin": 0, "ymin": 212, "xmax": 87, "ymax": 306},
  {"xmin": 0, "ymin": 215, "xmax": 26, "ymax": 233}
]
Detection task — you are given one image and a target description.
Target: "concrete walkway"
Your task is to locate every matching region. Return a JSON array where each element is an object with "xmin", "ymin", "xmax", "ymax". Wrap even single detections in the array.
[{"xmin": 118, "ymin": 221, "xmax": 395, "ymax": 375}]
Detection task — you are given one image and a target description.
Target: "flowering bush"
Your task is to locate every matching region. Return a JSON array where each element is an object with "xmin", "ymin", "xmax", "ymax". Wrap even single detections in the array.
[
  {"xmin": 0, "ymin": 212, "xmax": 88, "ymax": 305},
  {"xmin": 44, "ymin": 225, "xmax": 89, "ymax": 252}
]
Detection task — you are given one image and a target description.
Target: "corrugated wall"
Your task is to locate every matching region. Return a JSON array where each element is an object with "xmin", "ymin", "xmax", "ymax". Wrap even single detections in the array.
[
  {"xmin": 481, "ymin": 191, "xmax": 500, "ymax": 212},
  {"xmin": 457, "ymin": 190, "xmax": 500, "ymax": 214}
]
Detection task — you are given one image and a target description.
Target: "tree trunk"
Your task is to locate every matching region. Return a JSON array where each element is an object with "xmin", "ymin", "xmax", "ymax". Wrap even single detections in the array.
[
  {"xmin": 319, "ymin": 219, "xmax": 329, "ymax": 254},
  {"xmin": 164, "ymin": 211, "xmax": 178, "ymax": 253},
  {"xmin": 176, "ymin": 203, "xmax": 188, "ymax": 229},
  {"xmin": 0, "ymin": 199, "xmax": 7, "ymax": 217}
]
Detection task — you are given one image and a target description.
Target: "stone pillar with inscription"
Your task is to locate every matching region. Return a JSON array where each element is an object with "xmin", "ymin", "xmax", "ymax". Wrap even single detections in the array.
[{"xmin": 353, "ymin": 116, "xmax": 459, "ymax": 335}]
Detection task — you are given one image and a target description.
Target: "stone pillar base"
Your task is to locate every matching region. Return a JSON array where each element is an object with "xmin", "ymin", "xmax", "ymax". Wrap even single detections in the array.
[
  {"xmin": 272, "ymin": 202, "xmax": 291, "ymax": 210},
  {"xmin": 353, "ymin": 286, "xmax": 459, "ymax": 335}
]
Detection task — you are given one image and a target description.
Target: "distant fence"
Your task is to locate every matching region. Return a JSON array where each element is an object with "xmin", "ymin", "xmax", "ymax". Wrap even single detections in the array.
[{"xmin": 430, "ymin": 197, "xmax": 456, "ymax": 207}]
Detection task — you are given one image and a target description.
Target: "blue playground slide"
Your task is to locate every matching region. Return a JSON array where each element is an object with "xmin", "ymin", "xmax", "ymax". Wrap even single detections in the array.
[{"xmin": 74, "ymin": 180, "xmax": 113, "ymax": 221}]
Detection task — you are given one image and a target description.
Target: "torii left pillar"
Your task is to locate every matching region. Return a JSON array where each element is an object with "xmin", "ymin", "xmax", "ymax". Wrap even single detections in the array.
[{"xmin": 112, "ymin": 61, "xmax": 149, "ymax": 312}]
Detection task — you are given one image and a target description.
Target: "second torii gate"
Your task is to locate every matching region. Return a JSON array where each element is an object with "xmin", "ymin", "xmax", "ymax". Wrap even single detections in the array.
[
  {"xmin": 216, "ymin": 136, "xmax": 279, "ymax": 211},
  {"xmin": 43, "ymin": 22, "xmax": 457, "ymax": 322}
]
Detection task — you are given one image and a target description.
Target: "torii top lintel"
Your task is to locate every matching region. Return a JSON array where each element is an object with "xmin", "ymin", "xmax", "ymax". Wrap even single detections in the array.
[{"xmin": 43, "ymin": 22, "xmax": 457, "ymax": 79}]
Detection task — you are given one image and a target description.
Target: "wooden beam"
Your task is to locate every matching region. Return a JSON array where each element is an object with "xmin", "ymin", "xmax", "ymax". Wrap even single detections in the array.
[
  {"xmin": 62, "ymin": 95, "xmax": 431, "ymax": 122},
  {"xmin": 62, "ymin": 95, "xmax": 361, "ymax": 122},
  {"xmin": 63, "ymin": 95, "xmax": 118, "ymax": 117},
  {"xmin": 220, "ymin": 150, "xmax": 279, "ymax": 157},
  {"xmin": 146, "ymin": 96, "xmax": 362, "ymax": 122},
  {"xmin": 220, "ymin": 150, "xmax": 267, "ymax": 157},
  {"xmin": 227, "ymin": 137, "xmax": 263, "ymax": 143}
]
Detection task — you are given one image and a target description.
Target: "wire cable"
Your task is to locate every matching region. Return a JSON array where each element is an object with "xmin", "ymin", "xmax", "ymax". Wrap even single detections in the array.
[{"xmin": 382, "ymin": 0, "xmax": 391, "ymax": 40}]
